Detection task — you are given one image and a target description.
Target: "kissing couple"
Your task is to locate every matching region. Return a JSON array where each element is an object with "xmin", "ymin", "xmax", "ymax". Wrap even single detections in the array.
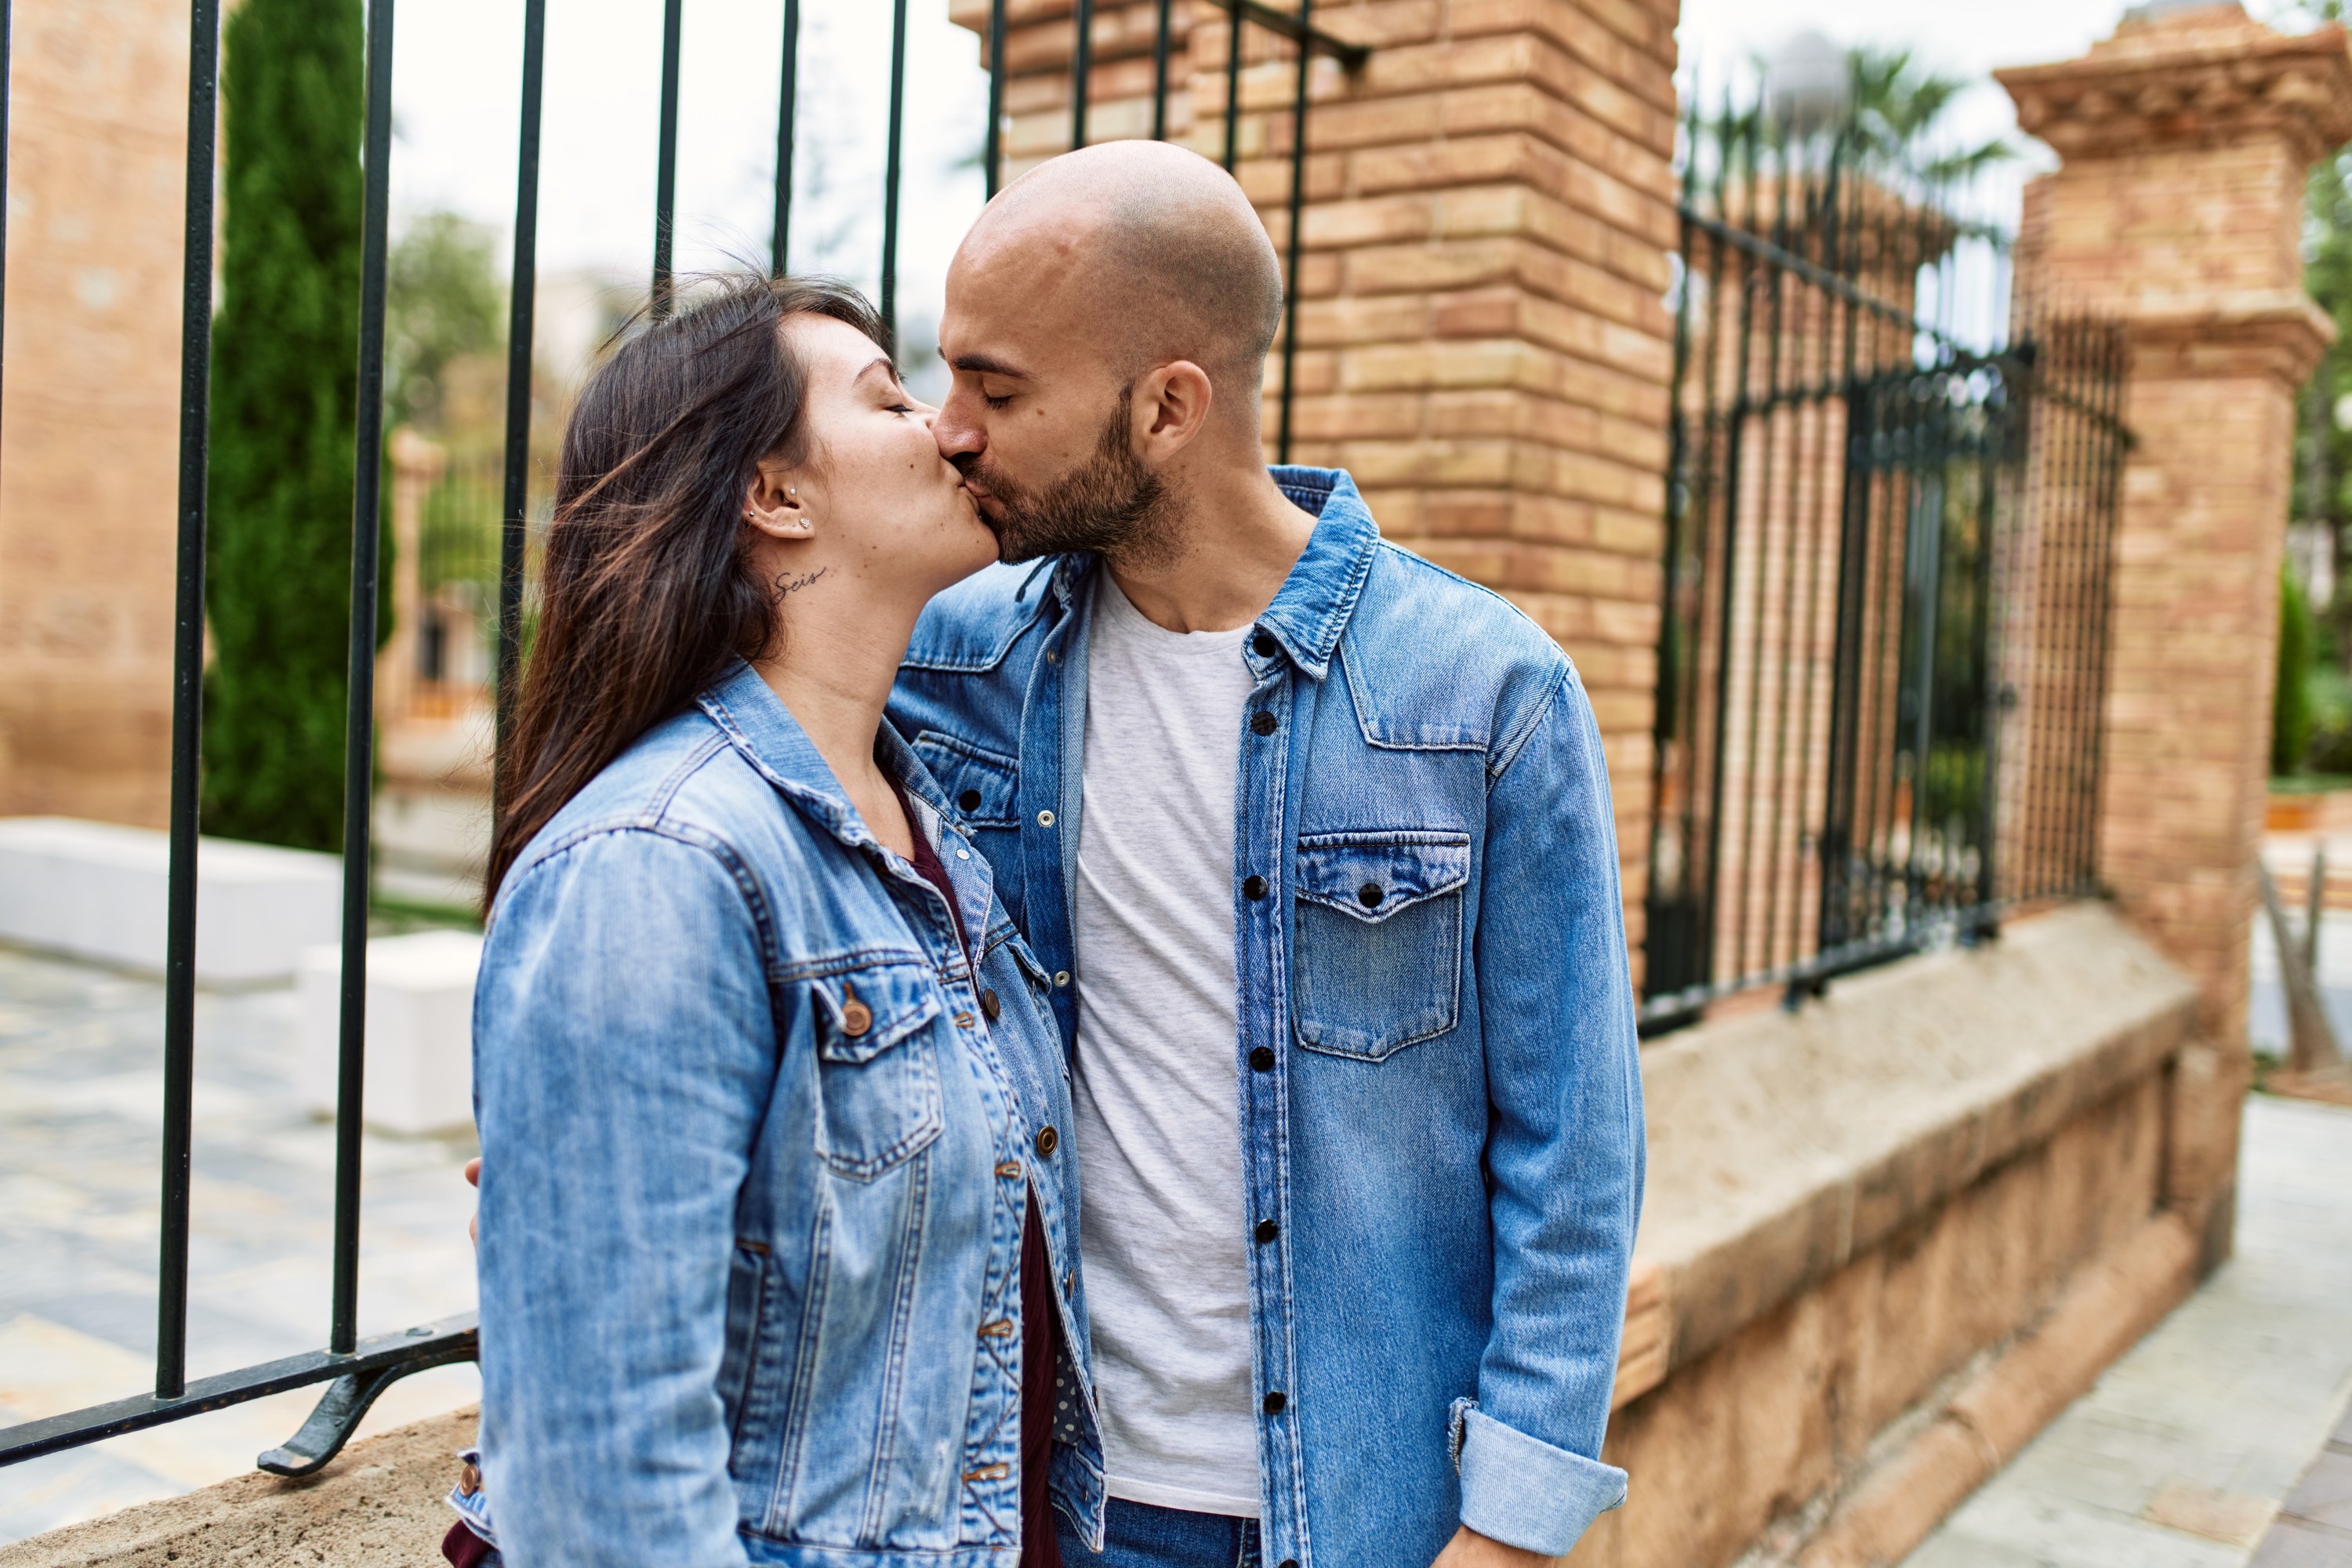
[{"xmin": 460, "ymin": 139, "xmax": 1646, "ymax": 1568}]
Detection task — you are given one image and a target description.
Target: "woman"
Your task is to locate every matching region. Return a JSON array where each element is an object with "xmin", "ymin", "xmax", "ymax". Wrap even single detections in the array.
[{"xmin": 465, "ymin": 276, "xmax": 1099, "ymax": 1567}]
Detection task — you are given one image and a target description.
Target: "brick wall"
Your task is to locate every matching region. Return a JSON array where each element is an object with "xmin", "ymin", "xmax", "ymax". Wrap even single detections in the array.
[{"xmin": 949, "ymin": 0, "xmax": 1682, "ymax": 964}]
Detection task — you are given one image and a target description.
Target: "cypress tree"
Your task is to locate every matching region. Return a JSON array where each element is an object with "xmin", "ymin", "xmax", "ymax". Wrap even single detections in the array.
[{"xmin": 203, "ymin": 0, "xmax": 368, "ymax": 851}]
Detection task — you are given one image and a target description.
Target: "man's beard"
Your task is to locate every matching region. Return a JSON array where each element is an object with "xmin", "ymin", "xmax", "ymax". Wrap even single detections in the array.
[{"xmin": 953, "ymin": 388, "xmax": 1178, "ymax": 567}]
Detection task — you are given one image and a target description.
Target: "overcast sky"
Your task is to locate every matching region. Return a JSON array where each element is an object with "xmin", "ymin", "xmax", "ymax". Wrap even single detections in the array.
[{"xmin": 383, "ymin": 0, "xmax": 2305, "ymax": 379}]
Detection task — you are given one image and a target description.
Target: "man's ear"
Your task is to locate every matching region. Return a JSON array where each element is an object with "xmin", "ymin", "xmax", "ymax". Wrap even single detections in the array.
[{"xmin": 1133, "ymin": 360, "xmax": 1214, "ymax": 463}]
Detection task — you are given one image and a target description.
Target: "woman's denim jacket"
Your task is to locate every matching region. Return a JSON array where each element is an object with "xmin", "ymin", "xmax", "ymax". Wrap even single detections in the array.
[{"xmin": 472, "ymin": 662, "xmax": 1105, "ymax": 1568}]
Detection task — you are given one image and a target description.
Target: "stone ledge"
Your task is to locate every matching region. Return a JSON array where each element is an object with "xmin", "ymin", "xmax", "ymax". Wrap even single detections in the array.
[
  {"xmin": 1616, "ymin": 901, "xmax": 2200, "ymax": 1406},
  {"xmin": 0, "ymin": 1408, "xmax": 475, "ymax": 1568}
]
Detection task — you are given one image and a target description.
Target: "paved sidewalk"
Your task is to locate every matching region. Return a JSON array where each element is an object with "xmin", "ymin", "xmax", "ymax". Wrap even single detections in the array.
[
  {"xmin": 1904, "ymin": 1094, "xmax": 2352, "ymax": 1566},
  {"xmin": 0, "ymin": 946, "xmax": 481, "ymax": 1545}
]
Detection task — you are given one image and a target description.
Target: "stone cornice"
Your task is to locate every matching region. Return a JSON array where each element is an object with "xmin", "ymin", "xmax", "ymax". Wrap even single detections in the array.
[
  {"xmin": 2120, "ymin": 290, "xmax": 2336, "ymax": 383},
  {"xmin": 1996, "ymin": 7, "xmax": 2352, "ymax": 164}
]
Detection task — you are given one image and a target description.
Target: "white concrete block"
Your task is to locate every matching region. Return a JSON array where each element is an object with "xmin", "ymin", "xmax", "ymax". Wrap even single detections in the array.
[
  {"xmin": 0, "ymin": 816, "xmax": 343, "ymax": 983},
  {"xmin": 299, "ymin": 931, "xmax": 484, "ymax": 1137}
]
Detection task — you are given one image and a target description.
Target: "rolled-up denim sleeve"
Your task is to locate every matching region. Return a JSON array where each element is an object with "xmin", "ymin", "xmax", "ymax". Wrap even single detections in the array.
[
  {"xmin": 474, "ymin": 827, "xmax": 777, "ymax": 1568},
  {"xmin": 1458, "ymin": 666, "xmax": 1646, "ymax": 1557}
]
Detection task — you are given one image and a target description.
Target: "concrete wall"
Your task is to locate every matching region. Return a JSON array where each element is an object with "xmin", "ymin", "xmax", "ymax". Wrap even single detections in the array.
[
  {"xmin": 0, "ymin": 0, "xmax": 191, "ymax": 828},
  {"xmin": 1577, "ymin": 903, "xmax": 2202, "ymax": 1567}
]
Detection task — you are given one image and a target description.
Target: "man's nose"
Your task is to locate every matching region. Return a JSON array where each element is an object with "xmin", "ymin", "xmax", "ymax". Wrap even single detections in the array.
[{"xmin": 934, "ymin": 384, "xmax": 985, "ymax": 462}]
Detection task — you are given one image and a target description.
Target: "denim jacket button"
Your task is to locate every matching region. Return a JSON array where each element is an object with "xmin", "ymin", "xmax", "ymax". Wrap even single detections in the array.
[
  {"xmin": 1243, "ymin": 875, "xmax": 1268, "ymax": 900},
  {"xmin": 1252, "ymin": 630, "xmax": 1279, "ymax": 659},
  {"xmin": 982, "ymin": 988, "xmax": 1002, "ymax": 1021},
  {"xmin": 1254, "ymin": 1218, "xmax": 1279, "ymax": 1244},
  {"xmin": 1036, "ymin": 810, "xmax": 1056, "ymax": 828},
  {"xmin": 1035, "ymin": 1125, "xmax": 1059, "ymax": 1157},
  {"xmin": 1261, "ymin": 1390, "xmax": 1287, "ymax": 1414},
  {"xmin": 958, "ymin": 789, "xmax": 982, "ymax": 812},
  {"xmin": 1250, "ymin": 1046, "xmax": 1276, "ymax": 1072},
  {"xmin": 1053, "ymin": 970, "xmax": 1071, "ymax": 987},
  {"xmin": 1250, "ymin": 710, "xmax": 1277, "ymax": 736}
]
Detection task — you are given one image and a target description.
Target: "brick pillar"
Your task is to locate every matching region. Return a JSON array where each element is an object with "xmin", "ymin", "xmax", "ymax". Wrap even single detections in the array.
[
  {"xmin": 1997, "ymin": 2, "xmax": 2352, "ymax": 1261},
  {"xmin": 955, "ymin": 0, "xmax": 1682, "ymax": 966}
]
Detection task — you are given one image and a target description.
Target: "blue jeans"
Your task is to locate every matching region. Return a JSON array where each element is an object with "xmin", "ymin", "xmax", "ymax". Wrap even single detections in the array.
[{"xmin": 1058, "ymin": 1499, "xmax": 1265, "ymax": 1567}]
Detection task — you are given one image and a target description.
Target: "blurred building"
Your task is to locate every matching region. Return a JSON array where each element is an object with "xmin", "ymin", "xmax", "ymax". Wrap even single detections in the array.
[{"xmin": 0, "ymin": 0, "xmax": 191, "ymax": 826}]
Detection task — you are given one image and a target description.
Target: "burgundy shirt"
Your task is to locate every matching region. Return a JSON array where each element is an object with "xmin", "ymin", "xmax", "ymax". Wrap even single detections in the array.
[{"xmin": 895, "ymin": 786, "xmax": 1065, "ymax": 1568}]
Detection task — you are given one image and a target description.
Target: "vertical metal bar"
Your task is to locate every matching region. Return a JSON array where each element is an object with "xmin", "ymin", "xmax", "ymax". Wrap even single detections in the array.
[
  {"xmin": 1783, "ymin": 138, "xmax": 1845, "ymax": 975},
  {"xmin": 985, "ymin": 0, "xmax": 1007, "ymax": 198},
  {"xmin": 158, "ymin": 0, "xmax": 222, "ymax": 1404},
  {"xmin": 1070, "ymin": 0, "xmax": 1094, "ymax": 149},
  {"xmin": 772, "ymin": 0, "xmax": 798, "ymax": 275},
  {"xmin": 1682, "ymin": 118, "xmax": 1733, "ymax": 995},
  {"xmin": 651, "ymin": 0, "xmax": 682, "ymax": 319},
  {"xmin": 495, "ymin": 0, "xmax": 546, "ymax": 803},
  {"xmin": 1967, "ymin": 402, "xmax": 2002, "ymax": 927},
  {"xmin": 2080, "ymin": 324, "xmax": 2126, "ymax": 895},
  {"xmin": 1152, "ymin": 0, "xmax": 1174, "ymax": 142},
  {"xmin": 1275, "ymin": 0, "xmax": 1312, "ymax": 465},
  {"xmin": 1731, "ymin": 114, "xmax": 1790, "ymax": 980},
  {"xmin": 881, "ymin": 0, "xmax": 907, "ymax": 346},
  {"xmin": 1643, "ymin": 95, "xmax": 1703, "ymax": 996},
  {"xmin": 332, "ymin": 0, "xmax": 397, "ymax": 1359},
  {"xmin": 1699, "ymin": 105, "xmax": 1759, "ymax": 990},
  {"xmin": 1221, "ymin": 0, "xmax": 1243, "ymax": 171}
]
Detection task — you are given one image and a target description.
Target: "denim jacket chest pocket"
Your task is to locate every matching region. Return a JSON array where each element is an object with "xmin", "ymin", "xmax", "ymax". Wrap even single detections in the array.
[
  {"xmin": 1291, "ymin": 830, "xmax": 1472, "ymax": 1062},
  {"xmin": 810, "ymin": 961, "xmax": 945, "ymax": 1180}
]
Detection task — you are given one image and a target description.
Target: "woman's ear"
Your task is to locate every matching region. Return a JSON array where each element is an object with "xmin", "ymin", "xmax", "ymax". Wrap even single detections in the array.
[{"xmin": 742, "ymin": 453, "xmax": 815, "ymax": 540}]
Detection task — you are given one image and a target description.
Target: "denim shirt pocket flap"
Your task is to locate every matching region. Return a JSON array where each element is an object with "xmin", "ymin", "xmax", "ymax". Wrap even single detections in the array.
[
  {"xmin": 1295, "ymin": 831, "xmax": 1471, "ymax": 924},
  {"xmin": 1291, "ymin": 831, "xmax": 1471, "ymax": 1062},
  {"xmin": 813, "ymin": 965, "xmax": 942, "ymax": 1064},
  {"xmin": 911, "ymin": 732, "xmax": 1020, "ymax": 829}
]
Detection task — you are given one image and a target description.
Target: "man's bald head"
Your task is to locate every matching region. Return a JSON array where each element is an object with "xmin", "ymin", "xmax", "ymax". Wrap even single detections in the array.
[{"xmin": 955, "ymin": 141, "xmax": 1283, "ymax": 415}]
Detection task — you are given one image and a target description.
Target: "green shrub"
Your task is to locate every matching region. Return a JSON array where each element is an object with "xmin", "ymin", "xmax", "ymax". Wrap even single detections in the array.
[
  {"xmin": 201, "ymin": 0, "xmax": 371, "ymax": 851},
  {"xmin": 2276, "ymin": 564, "xmax": 2320, "ymax": 778}
]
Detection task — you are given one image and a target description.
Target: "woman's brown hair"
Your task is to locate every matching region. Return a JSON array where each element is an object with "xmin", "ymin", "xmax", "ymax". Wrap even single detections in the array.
[{"xmin": 485, "ymin": 274, "xmax": 887, "ymax": 904}]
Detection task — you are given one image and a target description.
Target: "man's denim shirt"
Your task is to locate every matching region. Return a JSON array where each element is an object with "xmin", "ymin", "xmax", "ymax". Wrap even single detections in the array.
[
  {"xmin": 473, "ymin": 662, "xmax": 1107, "ymax": 1567},
  {"xmin": 888, "ymin": 467, "xmax": 1646, "ymax": 1566}
]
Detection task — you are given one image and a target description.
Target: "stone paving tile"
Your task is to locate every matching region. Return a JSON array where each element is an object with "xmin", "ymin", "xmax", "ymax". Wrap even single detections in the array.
[
  {"xmin": 1906, "ymin": 1094, "xmax": 2352, "ymax": 1568},
  {"xmin": 0, "ymin": 946, "xmax": 481, "ymax": 1545}
]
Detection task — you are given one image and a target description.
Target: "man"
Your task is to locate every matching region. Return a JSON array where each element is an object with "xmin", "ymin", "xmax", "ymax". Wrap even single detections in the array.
[{"xmin": 887, "ymin": 141, "xmax": 1645, "ymax": 1568}]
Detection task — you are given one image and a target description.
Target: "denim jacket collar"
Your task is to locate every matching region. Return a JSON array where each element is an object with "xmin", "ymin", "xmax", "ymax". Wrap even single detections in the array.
[
  {"xmin": 1039, "ymin": 464, "xmax": 1378, "ymax": 680},
  {"xmin": 1257, "ymin": 464, "xmax": 1378, "ymax": 680},
  {"xmin": 695, "ymin": 658, "xmax": 956, "ymax": 860}
]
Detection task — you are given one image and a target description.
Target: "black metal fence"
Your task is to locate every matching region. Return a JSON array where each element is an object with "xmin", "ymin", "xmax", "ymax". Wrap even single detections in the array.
[
  {"xmin": 1639, "ymin": 100, "xmax": 2130, "ymax": 1035},
  {"xmin": 0, "ymin": 0, "xmax": 1363, "ymax": 1478}
]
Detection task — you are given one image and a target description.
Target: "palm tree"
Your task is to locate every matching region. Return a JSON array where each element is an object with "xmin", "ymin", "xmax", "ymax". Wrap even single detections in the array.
[{"xmin": 1843, "ymin": 45, "xmax": 2013, "ymax": 185}]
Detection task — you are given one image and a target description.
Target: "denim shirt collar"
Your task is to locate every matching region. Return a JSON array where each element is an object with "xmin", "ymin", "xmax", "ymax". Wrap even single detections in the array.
[
  {"xmin": 1040, "ymin": 464, "xmax": 1377, "ymax": 681},
  {"xmin": 695, "ymin": 659, "xmax": 954, "ymax": 858}
]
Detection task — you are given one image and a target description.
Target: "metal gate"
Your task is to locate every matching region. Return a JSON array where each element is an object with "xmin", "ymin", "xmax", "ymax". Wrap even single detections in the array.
[
  {"xmin": 0, "ymin": 0, "xmax": 1367, "ymax": 1481},
  {"xmin": 1640, "ymin": 103, "xmax": 2130, "ymax": 1034}
]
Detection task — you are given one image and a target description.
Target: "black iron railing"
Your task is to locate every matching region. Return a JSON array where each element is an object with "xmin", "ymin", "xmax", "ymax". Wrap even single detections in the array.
[
  {"xmin": 1639, "ymin": 98, "xmax": 2130, "ymax": 1036},
  {"xmin": 0, "ymin": 0, "xmax": 1364, "ymax": 1479}
]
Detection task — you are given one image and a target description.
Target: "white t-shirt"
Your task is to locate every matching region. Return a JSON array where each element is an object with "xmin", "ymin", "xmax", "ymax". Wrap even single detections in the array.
[{"xmin": 1070, "ymin": 571, "xmax": 1261, "ymax": 1517}]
